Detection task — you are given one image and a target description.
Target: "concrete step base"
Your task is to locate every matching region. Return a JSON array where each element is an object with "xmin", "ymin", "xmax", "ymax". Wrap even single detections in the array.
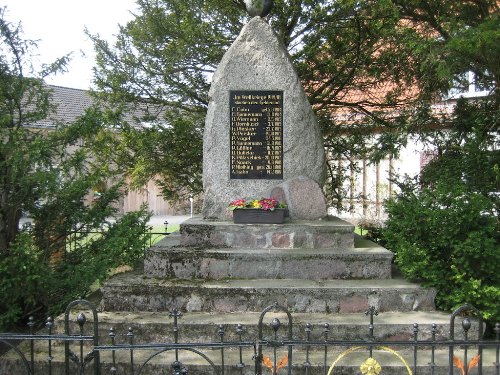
[
  {"xmin": 58, "ymin": 309, "xmax": 470, "ymax": 343},
  {"xmin": 144, "ymin": 242, "xmax": 393, "ymax": 280},
  {"xmin": 100, "ymin": 273, "xmax": 437, "ymax": 314},
  {"xmin": 179, "ymin": 217, "xmax": 355, "ymax": 249}
]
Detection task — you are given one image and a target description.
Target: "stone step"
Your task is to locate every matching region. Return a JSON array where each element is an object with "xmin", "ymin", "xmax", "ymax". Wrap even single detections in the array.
[
  {"xmin": 144, "ymin": 243, "xmax": 393, "ymax": 280},
  {"xmin": 57, "ymin": 310, "xmax": 468, "ymax": 344},
  {"xmin": 100, "ymin": 273, "xmax": 436, "ymax": 314},
  {"xmin": 179, "ymin": 217, "xmax": 355, "ymax": 250},
  {"xmin": 2, "ymin": 341, "xmax": 496, "ymax": 375}
]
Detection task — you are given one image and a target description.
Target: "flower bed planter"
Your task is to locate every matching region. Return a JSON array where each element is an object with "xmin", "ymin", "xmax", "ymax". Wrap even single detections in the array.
[{"xmin": 232, "ymin": 208, "xmax": 285, "ymax": 224}]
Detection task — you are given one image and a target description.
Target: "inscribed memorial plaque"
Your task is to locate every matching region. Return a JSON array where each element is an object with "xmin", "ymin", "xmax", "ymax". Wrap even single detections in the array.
[{"xmin": 230, "ymin": 90, "xmax": 283, "ymax": 179}]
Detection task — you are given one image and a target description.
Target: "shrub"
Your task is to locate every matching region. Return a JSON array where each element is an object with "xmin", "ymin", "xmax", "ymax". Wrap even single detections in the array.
[
  {"xmin": 0, "ymin": 13, "xmax": 153, "ymax": 330},
  {"xmin": 46, "ymin": 209, "xmax": 151, "ymax": 317},
  {"xmin": 383, "ymin": 99, "xmax": 500, "ymax": 326},
  {"xmin": 0, "ymin": 233, "xmax": 49, "ymax": 329},
  {"xmin": 0, "ymin": 209, "xmax": 150, "ymax": 330},
  {"xmin": 384, "ymin": 182, "xmax": 499, "ymax": 323}
]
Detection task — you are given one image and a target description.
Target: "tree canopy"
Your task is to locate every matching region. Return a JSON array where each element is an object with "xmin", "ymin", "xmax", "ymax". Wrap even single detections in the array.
[{"xmin": 89, "ymin": 0, "xmax": 499, "ymax": 207}]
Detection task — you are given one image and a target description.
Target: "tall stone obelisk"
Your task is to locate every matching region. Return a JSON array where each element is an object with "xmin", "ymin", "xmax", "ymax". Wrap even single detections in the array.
[{"xmin": 202, "ymin": 16, "xmax": 325, "ymax": 220}]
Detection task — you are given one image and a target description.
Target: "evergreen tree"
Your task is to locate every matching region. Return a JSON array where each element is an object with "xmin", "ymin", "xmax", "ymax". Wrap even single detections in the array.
[
  {"xmin": 89, "ymin": 0, "xmax": 499, "ymax": 207},
  {"xmin": 383, "ymin": 98, "xmax": 499, "ymax": 325},
  {"xmin": 0, "ymin": 9, "xmax": 150, "ymax": 328}
]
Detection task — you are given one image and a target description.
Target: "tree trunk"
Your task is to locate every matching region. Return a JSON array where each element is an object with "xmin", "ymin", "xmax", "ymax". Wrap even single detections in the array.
[{"xmin": 0, "ymin": 193, "xmax": 21, "ymax": 257}]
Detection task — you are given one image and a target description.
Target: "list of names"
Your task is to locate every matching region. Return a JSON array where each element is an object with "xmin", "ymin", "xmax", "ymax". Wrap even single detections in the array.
[{"xmin": 230, "ymin": 90, "xmax": 283, "ymax": 179}]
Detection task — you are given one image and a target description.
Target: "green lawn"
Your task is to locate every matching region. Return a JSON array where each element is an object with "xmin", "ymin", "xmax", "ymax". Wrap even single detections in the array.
[
  {"xmin": 147, "ymin": 224, "xmax": 180, "ymax": 246},
  {"xmin": 149, "ymin": 224, "xmax": 180, "ymax": 233}
]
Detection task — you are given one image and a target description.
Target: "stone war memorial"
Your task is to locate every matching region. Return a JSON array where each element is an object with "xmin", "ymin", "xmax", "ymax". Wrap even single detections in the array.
[
  {"xmin": 96, "ymin": 6, "xmax": 448, "ymax": 368},
  {"xmin": 4, "ymin": 6, "xmax": 494, "ymax": 375},
  {"xmin": 97, "ymin": 8, "xmax": 449, "ymax": 374},
  {"xmin": 202, "ymin": 15, "xmax": 326, "ymax": 220}
]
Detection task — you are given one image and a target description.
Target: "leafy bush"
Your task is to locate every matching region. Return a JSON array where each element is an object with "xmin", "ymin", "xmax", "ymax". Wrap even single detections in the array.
[
  {"xmin": 384, "ymin": 182, "xmax": 499, "ymax": 322},
  {"xmin": 0, "ymin": 233, "xmax": 49, "ymax": 329},
  {"xmin": 46, "ymin": 209, "xmax": 151, "ymax": 317},
  {"xmin": 357, "ymin": 220, "xmax": 387, "ymax": 246},
  {"xmin": 0, "ymin": 210, "xmax": 150, "ymax": 330},
  {"xmin": 383, "ymin": 99, "xmax": 500, "ymax": 325}
]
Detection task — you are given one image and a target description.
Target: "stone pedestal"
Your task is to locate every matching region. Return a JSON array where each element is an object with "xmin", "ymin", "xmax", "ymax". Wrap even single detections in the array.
[
  {"xmin": 100, "ymin": 217, "xmax": 437, "ymax": 315},
  {"xmin": 179, "ymin": 217, "xmax": 354, "ymax": 249}
]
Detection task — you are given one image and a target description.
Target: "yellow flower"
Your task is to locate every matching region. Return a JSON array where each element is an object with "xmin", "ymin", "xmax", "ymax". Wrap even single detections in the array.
[
  {"xmin": 360, "ymin": 358, "xmax": 382, "ymax": 375},
  {"xmin": 251, "ymin": 200, "xmax": 262, "ymax": 208}
]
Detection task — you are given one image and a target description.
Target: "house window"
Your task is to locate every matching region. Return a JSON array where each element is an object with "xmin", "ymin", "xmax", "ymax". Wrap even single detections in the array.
[{"xmin": 447, "ymin": 71, "xmax": 494, "ymax": 99}]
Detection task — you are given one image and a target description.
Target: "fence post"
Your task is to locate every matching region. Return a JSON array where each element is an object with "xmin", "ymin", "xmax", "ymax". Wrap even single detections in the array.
[
  {"xmin": 63, "ymin": 299, "xmax": 100, "ymax": 375},
  {"xmin": 323, "ymin": 323, "xmax": 329, "ymax": 375},
  {"xmin": 494, "ymin": 323, "xmax": 499, "ymax": 375},
  {"xmin": 28, "ymin": 316, "xmax": 35, "ymax": 375},
  {"xmin": 46, "ymin": 317, "xmax": 54, "ymax": 375}
]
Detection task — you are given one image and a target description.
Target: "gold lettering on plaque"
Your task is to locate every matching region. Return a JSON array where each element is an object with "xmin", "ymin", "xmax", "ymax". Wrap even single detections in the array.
[{"xmin": 230, "ymin": 90, "xmax": 284, "ymax": 179}]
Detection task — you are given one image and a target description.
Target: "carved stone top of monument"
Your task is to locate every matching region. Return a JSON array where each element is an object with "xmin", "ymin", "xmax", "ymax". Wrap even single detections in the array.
[{"xmin": 202, "ymin": 17, "xmax": 326, "ymax": 220}]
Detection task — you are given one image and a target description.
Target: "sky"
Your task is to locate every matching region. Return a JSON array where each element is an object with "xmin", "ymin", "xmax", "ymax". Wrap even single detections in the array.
[{"xmin": 2, "ymin": 0, "xmax": 139, "ymax": 90}]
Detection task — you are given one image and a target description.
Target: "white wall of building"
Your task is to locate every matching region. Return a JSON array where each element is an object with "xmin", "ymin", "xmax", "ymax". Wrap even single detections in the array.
[{"xmin": 330, "ymin": 137, "xmax": 431, "ymax": 224}]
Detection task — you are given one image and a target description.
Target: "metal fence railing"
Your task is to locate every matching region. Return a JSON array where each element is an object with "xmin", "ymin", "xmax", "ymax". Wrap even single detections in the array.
[
  {"xmin": 64, "ymin": 221, "xmax": 171, "ymax": 253},
  {"xmin": 1, "ymin": 300, "xmax": 499, "ymax": 375},
  {"xmin": 20, "ymin": 220, "xmax": 172, "ymax": 262}
]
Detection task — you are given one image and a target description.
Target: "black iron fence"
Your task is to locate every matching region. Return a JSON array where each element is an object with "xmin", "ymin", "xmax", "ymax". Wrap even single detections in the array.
[
  {"xmin": 0, "ymin": 300, "xmax": 499, "ymax": 375},
  {"xmin": 21, "ymin": 220, "xmax": 171, "ymax": 258},
  {"xmin": 65, "ymin": 222, "xmax": 171, "ymax": 253}
]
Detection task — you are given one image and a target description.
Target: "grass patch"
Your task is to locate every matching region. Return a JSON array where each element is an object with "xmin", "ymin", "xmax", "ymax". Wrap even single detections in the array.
[
  {"xmin": 147, "ymin": 224, "xmax": 180, "ymax": 246},
  {"xmin": 66, "ymin": 224, "xmax": 182, "ymax": 251},
  {"xmin": 150, "ymin": 224, "xmax": 180, "ymax": 233}
]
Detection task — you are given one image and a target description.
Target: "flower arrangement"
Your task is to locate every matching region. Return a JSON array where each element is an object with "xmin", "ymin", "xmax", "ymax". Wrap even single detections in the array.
[{"xmin": 228, "ymin": 198, "xmax": 287, "ymax": 211}]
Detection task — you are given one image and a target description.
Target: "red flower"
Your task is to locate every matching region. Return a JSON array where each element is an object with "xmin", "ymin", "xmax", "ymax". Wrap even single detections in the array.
[{"xmin": 228, "ymin": 197, "xmax": 286, "ymax": 211}]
